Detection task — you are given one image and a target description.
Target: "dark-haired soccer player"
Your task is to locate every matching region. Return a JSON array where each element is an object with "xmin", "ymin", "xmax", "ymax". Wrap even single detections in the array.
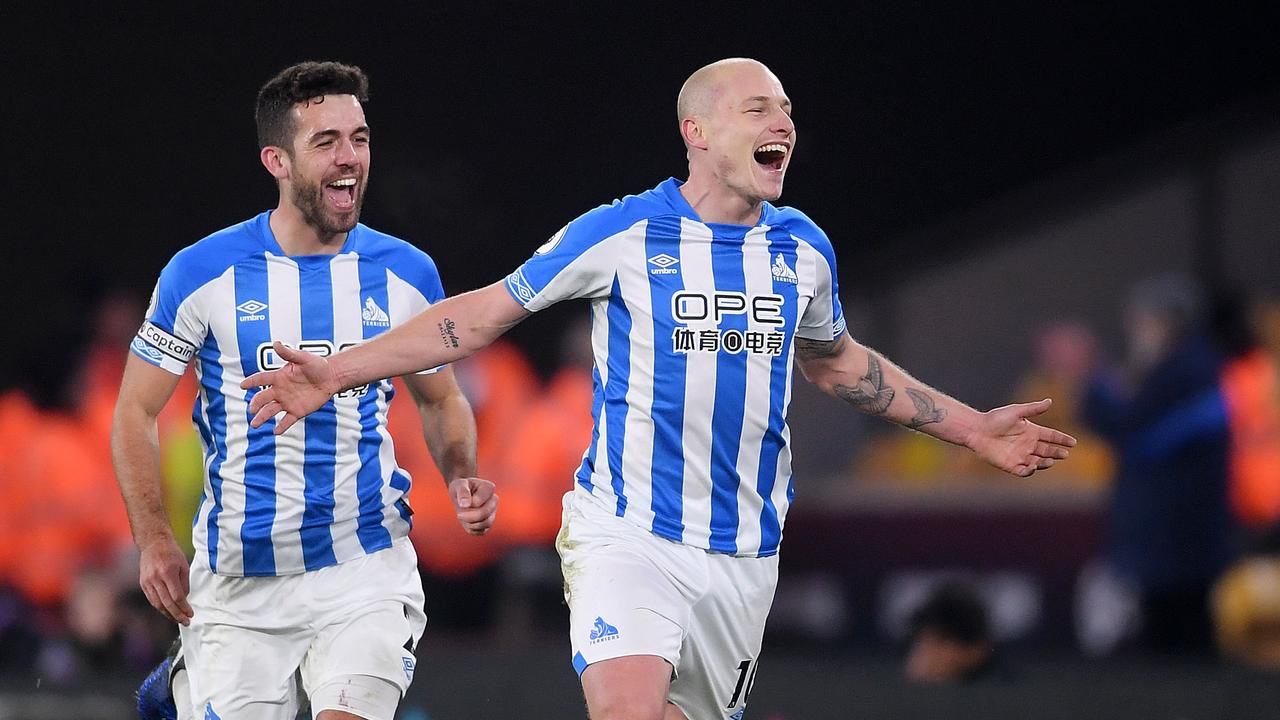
[
  {"xmin": 243, "ymin": 58, "xmax": 1075, "ymax": 720},
  {"xmin": 114, "ymin": 61, "xmax": 497, "ymax": 720}
]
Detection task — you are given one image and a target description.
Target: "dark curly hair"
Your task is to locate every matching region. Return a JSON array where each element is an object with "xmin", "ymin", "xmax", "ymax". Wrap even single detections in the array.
[{"xmin": 255, "ymin": 61, "xmax": 370, "ymax": 151}]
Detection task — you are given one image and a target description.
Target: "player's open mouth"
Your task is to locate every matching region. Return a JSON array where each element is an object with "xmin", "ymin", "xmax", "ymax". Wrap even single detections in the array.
[
  {"xmin": 753, "ymin": 143, "xmax": 788, "ymax": 172},
  {"xmin": 325, "ymin": 177, "xmax": 358, "ymax": 210}
]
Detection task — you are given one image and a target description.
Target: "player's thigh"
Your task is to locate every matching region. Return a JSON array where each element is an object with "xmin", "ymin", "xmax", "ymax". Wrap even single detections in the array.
[
  {"xmin": 581, "ymin": 655, "xmax": 678, "ymax": 720},
  {"xmin": 309, "ymin": 674, "xmax": 401, "ymax": 720},
  {"xmin": 180, "ymin": 568, "xmax": 309, "ymax": 719},
  {"xmin": 558, "ymin": 492, "xmax": 702, "ymax": 677},
  {"xmin": 668, "ymin": 553, "xmax": 779, "ymax": 720},
  {"xmin": 302, "ymin": 541, "xmax": 426, "ymax": 717},
  {"xmin": 180, "ymin": 619, "xmax": 306, "ymax": 720}
]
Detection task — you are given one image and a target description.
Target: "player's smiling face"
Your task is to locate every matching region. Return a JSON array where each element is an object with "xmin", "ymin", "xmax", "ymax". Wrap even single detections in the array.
[
  {"xmin": 283, "ymin": 94, "xmax": 370, "ymax": 237},
  {"xmin": 706, "ymin": 66, "xmax": 795, "ymax": 204}
]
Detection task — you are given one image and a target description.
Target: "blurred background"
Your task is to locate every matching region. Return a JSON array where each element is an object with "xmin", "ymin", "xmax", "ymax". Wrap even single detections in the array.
[{"xmin": 4, "ymin": 2, "xmax": 1280, "ymax": 718}]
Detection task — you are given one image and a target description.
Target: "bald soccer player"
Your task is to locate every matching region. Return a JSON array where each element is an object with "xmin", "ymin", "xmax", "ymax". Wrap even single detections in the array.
[{"xmin": 240, "ymin": 58, "xmax": 1076, "ymax": 720}]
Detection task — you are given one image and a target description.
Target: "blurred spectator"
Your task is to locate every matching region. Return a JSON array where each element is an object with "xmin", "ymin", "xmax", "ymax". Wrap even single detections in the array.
[
  {"xmin": 1004, "ymin": 321, "xmax": 1114, "ymax": 486},
  {"xmin": 1213, "ymin": 557, "xmax": 1280, "ymax": 671},
  {"xmin": 389, "ymin": 339, "xmax": 538, "ymax": 629},
  {"xmin": 491, "ymin": 316, "xmax": 595, "ymax": 641},
  {"xmin": 1084, "ymin": 273, "xmax": 1236, "ymax": 654},
  {"xmin": 1219, "ymin": 296, "xmax": 1280, "ymax": 547},
  {"xmin": 905, "ymin": 581, "xmax": 1011, "ymax": 684}
]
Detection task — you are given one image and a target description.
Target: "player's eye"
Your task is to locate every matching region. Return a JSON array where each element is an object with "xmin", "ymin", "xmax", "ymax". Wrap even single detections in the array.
[{"xmin": 316, "ymin": 139, "xmax": 334, "ymax": 148}]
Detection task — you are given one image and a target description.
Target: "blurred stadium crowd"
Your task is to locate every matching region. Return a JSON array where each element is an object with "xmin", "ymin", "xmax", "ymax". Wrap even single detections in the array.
[{"xmin": 1, "ymin": 271, "xmax": 1279, "ymax": 690}]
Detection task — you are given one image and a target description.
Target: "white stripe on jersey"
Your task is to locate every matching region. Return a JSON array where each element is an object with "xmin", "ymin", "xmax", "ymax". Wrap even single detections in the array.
[
  {"xmin": 329, "ymin": 254, "xmax": 368, "ymax": 563},
  {"xmin": 205, "ymin": 268, "xmax": 251, "ymax": 576},
  {"xmin": 676, "ymin": 219, "xmax": 717, "ymax": 544},
  {"xmin": 614, "ymin": 220, "xmax": 657, "ymax": 527},
  {"xmin": 731, "ymin": 227, "xmax": 776, "ymax": 552}
]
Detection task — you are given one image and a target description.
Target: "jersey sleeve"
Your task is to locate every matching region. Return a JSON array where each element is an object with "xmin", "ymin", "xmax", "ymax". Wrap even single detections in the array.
[
  {"xmin": 131, "ymin": 256, "xmax": 206, "ymax": 375},
  {"xmin": 504, "ymin": 203, "xmax": 632, "ymax": 313},
  {"xmin": 794, "ymin": 223, "xmax": 848, "ymax": 342}
]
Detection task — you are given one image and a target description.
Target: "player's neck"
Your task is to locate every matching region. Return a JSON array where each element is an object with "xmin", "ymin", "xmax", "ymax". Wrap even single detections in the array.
[
  {"xmin": 679, "ymin": 174, "xmax": 763, "ymax": 226},
  {"xmin": 269, "ymin": 202, "xmax": 347, "ymax": 256}
]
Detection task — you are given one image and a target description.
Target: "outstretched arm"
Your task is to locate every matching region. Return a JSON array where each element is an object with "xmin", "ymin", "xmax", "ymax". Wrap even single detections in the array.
[
  {"xmin": 243, "ymin": 281, "xmax": 529, "ymax": 434},
  {"xmin": 795, "ymin": 333, "xmax": 1077, "ymax": 477},
  {"xmin": 402, "ymin": 369, "xmax": 498, "ymax": 536}
]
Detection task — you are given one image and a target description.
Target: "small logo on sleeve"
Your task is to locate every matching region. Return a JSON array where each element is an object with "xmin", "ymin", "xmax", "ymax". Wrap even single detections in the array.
[
  {"xmin": 535, "ymin": 225, "xmax": 568, "ymax": 255},
  {"xmin": 506, "ymin": 269, "xmax": 537, "ymax": 304},
  {"xmin": 588, "ymin": 616, "xmax": 620, "ymax": 644}
]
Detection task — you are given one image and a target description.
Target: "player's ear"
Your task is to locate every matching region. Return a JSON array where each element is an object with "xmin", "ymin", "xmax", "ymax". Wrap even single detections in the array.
[
  {"xmin": 681, "ymin": 117, "xmax": 708, "ymax": 150},
  {"xmin": 260, "ymin": 145, "xmax": 290, "ymax": 181}
]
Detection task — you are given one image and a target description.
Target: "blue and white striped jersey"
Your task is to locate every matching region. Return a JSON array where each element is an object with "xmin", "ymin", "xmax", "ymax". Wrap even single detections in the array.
[
  {"xmin": 506, "ymin": 178, "xmax": 846, "ymax": 557},
  {"xmin": 132, "ymin": 211, "xmax": 444, "ymax": 576}
]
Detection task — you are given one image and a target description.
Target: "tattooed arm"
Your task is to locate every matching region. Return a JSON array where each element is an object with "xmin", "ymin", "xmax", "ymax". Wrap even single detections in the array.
[
  {"xmin": 241, "ymin": 282, "xmax": 529, "ymax": 434},
  {"xmin": 794, "ymin": 333, "xmax": 1077, "ymax": 477}
]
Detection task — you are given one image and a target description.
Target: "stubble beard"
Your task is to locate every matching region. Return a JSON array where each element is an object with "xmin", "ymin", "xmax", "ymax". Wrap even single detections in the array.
[{"xmin": 291, "ymin": 175, "xmax": 365, "ymax": 239}]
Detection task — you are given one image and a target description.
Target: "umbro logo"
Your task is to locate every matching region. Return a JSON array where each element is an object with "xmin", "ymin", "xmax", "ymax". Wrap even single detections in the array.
[
  {"xmin": 362, "ymin": 297, "xmax": 390, "ymax": 327},
  {"xmin": 771, "ymin": 253, "xmax": 798, "ymax": 284},
  {"xmin": 648, "ymin": 253, "xmax": 679, "ymax": 276},
  {"xmin": 236, "ymin": 299, "xmax": 267, "ymax": 322},
  {"xmin": 588, "ymin": 616, "xmax": 620, "ymax": 644}
]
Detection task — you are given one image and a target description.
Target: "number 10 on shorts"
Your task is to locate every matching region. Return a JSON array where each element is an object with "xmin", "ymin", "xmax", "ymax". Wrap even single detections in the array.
[{"xmin": 727, "ymin": 658, "xmax": 758, "ymax": 709}]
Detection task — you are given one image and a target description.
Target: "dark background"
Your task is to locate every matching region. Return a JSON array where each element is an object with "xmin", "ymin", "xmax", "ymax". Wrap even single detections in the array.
[
  {"xmin": 5, "ymin": 4, "xmax": 1280, "ymax": 718},
  {"xmin": 7, "ymin": 2, "xmax": 1280, "ymax": 376}
]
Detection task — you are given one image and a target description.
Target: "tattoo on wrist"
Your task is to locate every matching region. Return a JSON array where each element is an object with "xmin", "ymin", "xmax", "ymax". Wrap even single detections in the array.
[
  {"xmin": 438, "ymin": 318, "xmax": 460, "ymax": 349},
  {"xmin": 834, "ymin": 354, "xmax": 895, "ymax": 415},
  {"xmin": 905, "ymin": 388, "xmax": 946, "ymax": 429}
]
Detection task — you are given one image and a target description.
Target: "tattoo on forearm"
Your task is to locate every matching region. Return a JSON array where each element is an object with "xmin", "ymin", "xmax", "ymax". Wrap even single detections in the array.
[
  {"xmin": 438, "ymin": 318, "xmax": 460, "ymax": 349},
  {"xmin": 905, "ymin": 388, "xmax": 946, "ymax": 429},
  {"xmin": 834, "ymin": 353, "xmax": 895, "ymax": 415},
  {"xmin": 795, "ymin": 336, "xmax": 841, "ymax": 360}
]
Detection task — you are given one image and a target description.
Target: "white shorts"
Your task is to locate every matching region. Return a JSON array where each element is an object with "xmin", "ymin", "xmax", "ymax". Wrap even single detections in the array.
[
  {"xmin": 179, "ymin": 537, "xmax": 426, "ymax": 720},
  {"xmin": 557, "ymin": 489, "xmax": 779, "ymax": 719}
]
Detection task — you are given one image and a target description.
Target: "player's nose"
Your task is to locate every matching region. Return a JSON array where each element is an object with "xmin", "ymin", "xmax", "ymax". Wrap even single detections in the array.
[
  {"xmin": 334, "ymin": 138, "xmax": 359, "ymax": 166},
  {"xmin": 772, "ymin": 110, "xmax": 795, "ymax": 136}
]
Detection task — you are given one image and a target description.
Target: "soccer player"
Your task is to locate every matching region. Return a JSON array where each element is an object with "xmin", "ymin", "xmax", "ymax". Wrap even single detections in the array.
[
  {"xmin": 112, "ymin": 61, "xmax": 497, "ymax": 720},
  {"xmin": 242, "ymin": 58, "xmax": 1076, "ymax": 720}
]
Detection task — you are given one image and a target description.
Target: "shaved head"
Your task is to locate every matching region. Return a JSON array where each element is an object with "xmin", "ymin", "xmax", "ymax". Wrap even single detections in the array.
[{"xmin": 677, "ymin": 58, "xmax": 777, "ymax": 125}]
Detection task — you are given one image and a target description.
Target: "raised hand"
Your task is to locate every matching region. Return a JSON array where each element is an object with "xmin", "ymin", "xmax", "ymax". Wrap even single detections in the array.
[
  {"xmin": 241, "ymin": 341, "xmax": 341, "ymax": 434},
  {"xmin": 448, "ymin": 477, "xmax": 499, "ymax": 536},
  {"xmin": 968, "ymin": 398, "xmax": 1077, "ymax": 477}
]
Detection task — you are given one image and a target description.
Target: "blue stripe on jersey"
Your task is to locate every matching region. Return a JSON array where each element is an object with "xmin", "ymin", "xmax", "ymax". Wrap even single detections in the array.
[
  {"xmin": 645, "ymin": 217, "xmax": 686, "ymax": 541},
  {"xmin": 604, "ymin": 275, "xmax": 632, "ymax": 516},
  {"xmin": 574, "ymin": 359, "xmax": 603, "ymax": 493},
  {"xmin": 707, "ymin": 228, "xmax": 751, "ymax": 554},
  {"xmin": 354, "ymin": 259, "xmax": 394, "ymax": 553},
  {"xmin": 756, "ymin": 229, "xmax": 800, "ymax": 555},
  {"xmin": 200, "ymin": 334, "xmax": 228, "ymax": 573},
  {"xmin": 234, "ymin": 259, "xmax": 278, "ymax": 575},
  {"xmin": 299, "ymin": 259, "xmax": 339, "ymax": 570}
]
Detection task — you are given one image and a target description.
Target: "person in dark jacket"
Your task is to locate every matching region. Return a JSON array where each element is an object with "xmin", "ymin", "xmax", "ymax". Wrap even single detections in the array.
[{"xmin": 1085, "ymin": 273, "xmax": 1237, "ymax": 654}]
